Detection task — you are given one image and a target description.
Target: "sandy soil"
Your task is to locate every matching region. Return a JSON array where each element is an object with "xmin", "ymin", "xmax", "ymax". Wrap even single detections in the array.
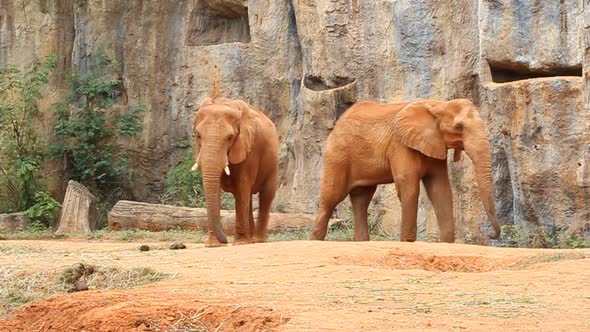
[{"xmin": 1, "ymin": 240, "xmax": 589, "ymax": 331}]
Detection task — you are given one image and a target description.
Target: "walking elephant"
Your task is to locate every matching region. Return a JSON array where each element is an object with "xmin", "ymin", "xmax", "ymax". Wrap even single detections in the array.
[
  {"xmin": 192, "ymin": 97, "xmax": 279, "ymax": 247},
  {"xmin": 310, "ymin": 99, "xmax": 501, "ymax": 243}
]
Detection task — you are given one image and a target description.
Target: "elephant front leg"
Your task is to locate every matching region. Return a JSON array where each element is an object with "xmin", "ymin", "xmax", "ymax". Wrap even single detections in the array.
[
  {"xmin": 394, "ymin": 175, "xmax": 420, "ymax": 242},
  {"xmin": 423, "ymin": 171, "xmax": 455, "ymax": 243},
  {"xmin": 233, "ymin": 188, "xmax": 252, "ymax": 245}
]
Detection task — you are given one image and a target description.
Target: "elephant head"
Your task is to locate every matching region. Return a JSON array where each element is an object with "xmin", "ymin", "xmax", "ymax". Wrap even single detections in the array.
[
  {"xmin": 393, "ymin": 99, "xmax": 501, "ymax": 239},
  {"xmin": 192, "ymin": 97, "xmax": 257, "ymax": 244}
]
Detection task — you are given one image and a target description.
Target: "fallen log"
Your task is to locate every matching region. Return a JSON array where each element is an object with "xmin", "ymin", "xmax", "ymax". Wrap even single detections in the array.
[{"xmin": 107, "ymin": 200, "xmax": 342, "ymax": 234}]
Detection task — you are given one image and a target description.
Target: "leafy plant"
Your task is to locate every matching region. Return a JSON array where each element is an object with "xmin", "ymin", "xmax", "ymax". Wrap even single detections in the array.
[
  {"xmin": 557, "ymin": 233, "xmax": 590, "ymax": 249},
  {"xmin": 0, "ymin": 54, "xmax": 58, "ymax": 214},
  {"xmin": 501, "ymin": 224, "xmax": 590, "ymax": 249},
  {"xmin": 500, "ymin": 224, "xmax": 554, "ymax": 248},
  {"xmin": 51, "ymin": 48, "xmax": 145, "ymax": 208},
  {"xmin": 26, "ymin": 220, "xmax": 51, "ymax": 234},
  {"xmin": 24, "ymin": 191, "xmax": 61, "ymax": 227},
  {"xmin": 161, "ymin": 148, "xmax": 234, "ymax": 209}
]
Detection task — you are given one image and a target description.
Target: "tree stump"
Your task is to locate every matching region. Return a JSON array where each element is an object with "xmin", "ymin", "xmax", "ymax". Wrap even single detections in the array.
[
  {"xmin": 108, "ymin": 200, "xmax": 343, "ymax": 234},
  {"xmin": 55, "ymin": 180, "xmax": 98, "ymax": 235}
]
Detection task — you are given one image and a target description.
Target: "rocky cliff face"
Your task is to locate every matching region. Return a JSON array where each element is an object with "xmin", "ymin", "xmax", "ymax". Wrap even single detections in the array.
[{"xmin": 2, "ymin": 0, "xmax": 589, "ymax": 244}]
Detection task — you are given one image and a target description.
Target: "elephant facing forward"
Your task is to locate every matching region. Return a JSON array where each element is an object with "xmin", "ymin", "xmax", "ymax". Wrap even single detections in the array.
[
  {"xmin": 192, "ymin": 97, "xmax": 279, "ymax": 247},
  {"xmin": 310, "ymin": 99, "xmax": 501, "ymax": 243}
]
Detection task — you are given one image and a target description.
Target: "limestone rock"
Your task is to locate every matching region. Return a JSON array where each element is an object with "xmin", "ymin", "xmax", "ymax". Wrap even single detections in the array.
[
  {"xmin": 0, "ymin": 213, "xmax": 31, "ymax": 232},
  {"xmin": 478, "ymin": 0, "xmax": 589, "ymax": 243}
]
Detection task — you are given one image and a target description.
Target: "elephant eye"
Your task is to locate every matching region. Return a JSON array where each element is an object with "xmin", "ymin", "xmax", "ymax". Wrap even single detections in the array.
[
  {"xmin": 195, "ymin": 133, "xmax": 201, "ymax": 139},
  {"xmin": 227, "ymin": 134, "xmax": 234, "ymax": 142},
  {"xmin": 453, "ymin": 123, "xmax": 464, "ymax": 132}
]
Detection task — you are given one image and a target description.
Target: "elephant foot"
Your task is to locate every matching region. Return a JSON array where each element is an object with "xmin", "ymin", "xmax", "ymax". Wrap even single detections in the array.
[
  {"xmin": 400, "ymin": 237, "xmax": 417, "ymax": 242},
  {"xmin": 252, "ymin": 233, "xmax": 268, "ymax": 243},
  {"xmin": 233, "ymin": 237, "xmax": 252, "ymax": 246},
  {"xmin": 204, "ymin": 236, "xmax": 227, "ymax": 248},
  {"xmin": 309, "ymin": 232, "xmax": 326, "ymax": 241}
]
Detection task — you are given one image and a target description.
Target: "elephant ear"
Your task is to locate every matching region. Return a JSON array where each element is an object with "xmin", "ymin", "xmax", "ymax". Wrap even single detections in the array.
[
  {"xmin": 192, "ymin": 113, "xmax": 202, "ymax": 164},
  {"xmin": 393, "ymin": 101, "xmax": 447, "ymax": 160},
  {"xmin": 227, "ymin": 100, "xmax": 257, "ymax": 164}
]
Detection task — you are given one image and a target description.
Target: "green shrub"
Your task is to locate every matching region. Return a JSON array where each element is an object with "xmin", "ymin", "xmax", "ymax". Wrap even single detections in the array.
[
  {"xmin": 26, "ymin": 220, "xmax": 51, "ymax": 234},
  {"xmin": 0, "ymin": 54, "xmax": 58, "ymax": 214},
  {"xmin": 557, "ymin": 233, "xmax": 590, "ymax": 249},
  {"xmin": 50, "ymin": 48, "xmax": 145, "ymax": 227},
  {"xmin": 500, "ymin": 224, "xmax": 554, "ymax": 248},
  {"xmin": 24, "ymin": 191, "xmax": 61, "ymax": 227},
  {"xmin": 161, "ymin": 148, "xmax": 234, "ymax": 209},
  {"xmin": 51, "ymin": 48, "xmax": 145, "ymax": 196},
  {"xmin": 501, "ymin": 224, "xmax": 590, "ymax": 249}
]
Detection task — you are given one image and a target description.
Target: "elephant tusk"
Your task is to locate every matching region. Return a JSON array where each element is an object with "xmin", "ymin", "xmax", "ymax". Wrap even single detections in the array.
[
  {"xmin": 224, "ymin": 165, "xmax": 230, "ymax": 176},
  {"xmin": 190, "ymin": 162, "xmax": 199, "ymax": 172}
]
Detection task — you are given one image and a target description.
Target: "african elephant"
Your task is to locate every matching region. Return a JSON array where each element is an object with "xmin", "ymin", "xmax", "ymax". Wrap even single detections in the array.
[
  {"xmin": 310, "ymin": 99, "xmax": 501, "ymax": 243},
  {"xmin": 192, "ymin": 97, "xmax": 279, "ymax": 247}
]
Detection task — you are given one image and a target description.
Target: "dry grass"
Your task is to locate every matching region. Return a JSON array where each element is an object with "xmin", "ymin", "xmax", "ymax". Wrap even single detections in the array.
[
  {"xmin": 0, "ymin": 268, "xmax": 62, "ymax": 316},
  {"xmin": 0, "ymin": 225, "xmax": 390, "ymax": 243},
  {"xmin": 134, "ymin": 304, "xmax": 287, "ymax": 332},
  {"xmin": 0, "ymin": 262, "xmax": 169, "ymax": 317},
  {"xmin": 139, "ymin": 308, "xmax": 210, "ymax": 332},
  {"xmin": 510, "ymin": 252, "xmax": 587, "ymax": 269},
  {"xmin": 0, "ymin": 228, "xmax": 208, "ymax": 243},
  {"xmin": 0, "ymin": 246, "xmax": 44, "ymax": 255},
  {"xmin": 60, "ymin": 262, "xmax": 169, "ymax": 289}
]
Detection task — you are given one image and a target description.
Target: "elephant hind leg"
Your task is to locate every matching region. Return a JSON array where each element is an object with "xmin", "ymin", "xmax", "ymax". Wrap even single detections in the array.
[
  {"xmin": 253, "ymin": 182, "xmax": 276, "ymax": 243},
  {"xmin": 311, "ymin": 163, "xmax": 350, "ymax": 240},
  {"xmin": 349, "ymin": 185, "xmax": 377, "ymax": 241},
  {"xmin": 233, "ymin": 186, "xmax": 253, "ymax": 245},
  {"xmin": 249, "ymin": 196, "xmax": 255, "ymax": 239}
]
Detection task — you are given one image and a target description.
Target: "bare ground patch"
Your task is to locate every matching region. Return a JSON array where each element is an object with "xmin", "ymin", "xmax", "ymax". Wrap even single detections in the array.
[
  {"xmin": 2, "ymin": 296, "xmax": 288, "ymax": 332},
  {"xmin": 1, "ymin": 240, "xmax": 589, "ymax": 331},
  {"xmin": 334, "ymin": 250, "xmax": 587, "ymax": 272}
]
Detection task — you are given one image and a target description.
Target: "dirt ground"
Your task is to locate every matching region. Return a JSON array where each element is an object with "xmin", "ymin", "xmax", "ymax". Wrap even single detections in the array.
[{"xmin": 1, "ymin": 240, "xmax": 589, "ymax": 331}]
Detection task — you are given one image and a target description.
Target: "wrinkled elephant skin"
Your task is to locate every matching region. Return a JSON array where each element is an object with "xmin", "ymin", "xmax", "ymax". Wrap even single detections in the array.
[
  {"xmin": 193, "ymin": 97, "xmax": 279, "ymax": 247},
  {"xmin": 311, "ymin": 99, "xmax": 501, "ymax": 243}
]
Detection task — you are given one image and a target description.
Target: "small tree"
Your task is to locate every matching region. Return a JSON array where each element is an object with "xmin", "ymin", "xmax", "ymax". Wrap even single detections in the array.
[
  {"xmin": 51, "ymin": 48, "xmax": 145, "ymax": 218},
  {"xmin": 0, "ymin": 54, "xmax": 60, "ymax": 220}
]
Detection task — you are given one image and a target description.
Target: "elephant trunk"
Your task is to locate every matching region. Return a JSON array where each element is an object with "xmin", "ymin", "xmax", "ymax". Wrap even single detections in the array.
[
  {"xmin": 200, "ymin": 144, "xmax": 228, "ymax": 244},
  {"xmin": 464, "ymin": 129, "xmax": 501, "ymax": 239}
]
